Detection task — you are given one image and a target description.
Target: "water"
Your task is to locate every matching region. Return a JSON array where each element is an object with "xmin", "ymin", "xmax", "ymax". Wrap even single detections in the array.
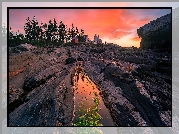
[{"xmin": 73, "ymin": 73, "xmax": 114, "ymax": 126}]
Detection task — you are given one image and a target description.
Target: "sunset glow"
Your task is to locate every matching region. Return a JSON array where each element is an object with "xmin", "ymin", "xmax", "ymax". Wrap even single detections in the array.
[{"xmin": 9, "ymin": 8, "xmax": 171, "ymax": 47}]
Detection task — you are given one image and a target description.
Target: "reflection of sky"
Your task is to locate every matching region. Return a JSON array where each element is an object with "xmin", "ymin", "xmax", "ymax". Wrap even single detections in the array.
[
  {"xmin": 74, "ymin": 73, "xmax": 114, "ymax": 126},
  {"xmin": 2, "ymin": 2, "xmax": 177, "ymax": 47}
]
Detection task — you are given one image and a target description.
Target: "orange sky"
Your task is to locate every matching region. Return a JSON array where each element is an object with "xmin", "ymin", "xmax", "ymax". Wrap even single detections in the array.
[{"xmin": 9, "ymin": 8, "xmax": 171, "ymax": 47}]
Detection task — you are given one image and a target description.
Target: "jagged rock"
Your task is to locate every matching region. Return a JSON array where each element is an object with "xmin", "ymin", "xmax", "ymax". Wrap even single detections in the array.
[
  {"xmin": 20, "ymin": 44, "xmax": 37, "ymax": 51},
  {"xmin": 23, "ymin": 64, "xmax": 63, "ymax": 91},
  {"xmin": 137, "ymin": 13, "xmax": 171, "ymax": 50},
  {"xmin": 9, "ymin": 44, "xmax": 37, "ymax": 54},
  {"xmin": 8, "ymin": 20, "xmax": 171, "ymax": 127},
  {"xmin": 9, "ymin": 66, "xmax": 74, "ymax": 126}
]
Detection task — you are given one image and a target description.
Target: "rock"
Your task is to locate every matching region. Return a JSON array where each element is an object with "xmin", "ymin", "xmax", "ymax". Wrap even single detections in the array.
[
  {"xmin": 9, "ymin": 66, "xmax": 74, "ymax": 126},
  {"xmin": 65, "ymin": 57, "xmax": 77, "ymax": 65},
  {"xmin": 9, "ymin": 44, "xmax": 37, "ymax": 54},
  {"xmin": 8, "ymin": 37, "xmax": 171, "ymax": 127},
  {"xmin": 137, "ymin": 13, "xmax": 171, "ymax": 50},
  {"xmin": 77, "ymin": 57, "xmax": 83, "ymax": 61},
  {"xmin": 9, "ymin": 87, "xmax": 24, "ymax": 104},
  {"xmin": 139, "ymin": 64, "xmax": 153, "ymax": 71},
  {"xmin": 104, "ymin": 65, "xmax": 123, "ymax": 77},
  {"xmin": 23, "ymin": 64, "xmax": 63, "ymax": 91},
  {"xmin": 121, "ymin": 73, "xmax": 130, "ymax": 79},
  {"xmin": 9, "ymin": 51, "xmax": 36, "ymax": 72},
  {"xmin": 20, "ymin": 43, "xmax": 37, "ymax": 51}
]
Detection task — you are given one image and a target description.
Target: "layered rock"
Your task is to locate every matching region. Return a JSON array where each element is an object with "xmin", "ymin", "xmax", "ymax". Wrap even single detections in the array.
[
  {"xmin": 9, "ymin": 39, "xmax": 171, "ymax": 127},
  {"xmin": 137, "ymin": 13, "xmax": 171, "ymax": 50},
  {"xmin": 9, "ymin": 46, "xmax": 76, "ymax": 126}
]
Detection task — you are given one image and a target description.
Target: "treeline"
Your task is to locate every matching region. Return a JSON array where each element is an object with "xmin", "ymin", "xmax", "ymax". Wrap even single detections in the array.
[{"xmin": 9, "ymin": 16, "xmax": 86, "ymax": 47}]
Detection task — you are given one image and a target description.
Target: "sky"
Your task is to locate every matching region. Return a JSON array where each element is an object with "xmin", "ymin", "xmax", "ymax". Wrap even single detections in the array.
[
  {"xmin": 4, "ymin": 2, "xmax": 176, "ymax": 47},
  {"xmin": 8, "ymin": 8, "xmax": 171, "ymax": 47}
]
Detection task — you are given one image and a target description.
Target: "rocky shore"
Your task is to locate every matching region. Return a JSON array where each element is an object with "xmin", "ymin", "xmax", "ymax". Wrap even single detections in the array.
[
  {"xmin": 8, "ymin": 11, "xmax": 172, "ymax": 126},
  {"xmin": 8, "ymin": 42, "xmax": 171, "ymax": 126}
]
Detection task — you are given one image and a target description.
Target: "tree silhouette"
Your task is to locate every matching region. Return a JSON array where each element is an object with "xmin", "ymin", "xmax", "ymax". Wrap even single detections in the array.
[
  {"xmin": 58, "ymin": 20, "xmax": 65, "ymax": 43},
  {"xmin": 24, "ymin": 17, "xmax": 32, "ymax": 43},
  {"xmin": 37, "ymin": 21, "xmax": 44, "ymax": 45},
  {"xmin": 71, "ymin": 23, "xmax": 75, "ymax": 39},
  {"xmin": 46, "ymin": 19, "xmax": 53, "ymax": 45},
  {"xmin": 51, "ymin": 18, "xmax": 58, "ymax": 42},
  {"xmin": 66, "ymin": 27, "xmax": 71, "ymax": 43},
  {"xmin": 9, "ymin": 27, "xmax": 13, "ymax": 40},
  {"xmin": 21, "ymin": 16, "xmax": 87, "ymax": 47},
  {"xmin": 9, "ymin": 27, "xmax": 25, "ymax": 47},
  {"xmin": 78, "ymin": 29, "xmax": 85, "ymax": 42},
  {"xmin": 64, "ymin": 25, "xmax": 68, "ymax": 43},
  {"xmin": 31, "ymin": 16, "xmax": 39, "ymax": 41}
]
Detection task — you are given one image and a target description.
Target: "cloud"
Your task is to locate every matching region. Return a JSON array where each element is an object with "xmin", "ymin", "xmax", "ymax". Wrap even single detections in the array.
[
  {"xmin": 9, "ymin": 8, "xmax": 171, "ymax": 47},
  {"xmin": 131, "ymin": 36, "xmax": 141, "ymax": 42}
]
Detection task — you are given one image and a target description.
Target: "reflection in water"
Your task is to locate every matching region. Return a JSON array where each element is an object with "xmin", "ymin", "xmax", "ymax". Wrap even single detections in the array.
[{"xmin": 73, "ymin": 71, "xmax": 114, "ymax": 126}]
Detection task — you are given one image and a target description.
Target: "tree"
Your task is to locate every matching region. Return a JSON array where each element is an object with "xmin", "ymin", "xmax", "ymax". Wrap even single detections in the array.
[
  {"xmin": 37, "ymin": 21, "xmax": 44, "ymax": 46},
  {"xmin": 78, "ymin": 29, "xmax": 85, "ymax": 42},
  {"xmin": 31, "ymin": 16, "xmax": 39, "ymax": 42},
  {"xmin": 71, "ymin": 23, "xmax": 75, "ymax": 38},
  {"xmin": 51, "ymin": 18, "xmax": 58, "ymax": 42},
  {"xmin": 46, "ymin": 19, "xmax": 53, "ymax": 45},
  {"xmin": 64, "ymin": 25, "xmax": 68, "ymax": 43},
  {"xmin": 9, "ymin": 27, "xmax": 13, "ymax": 40},
  {"xmin": 9, "ymin": 27, "xmax": 24, "ymax": 47},
  {"xmin": 67, "ymin": 27, "xmax": 71, "ymax": 42},
  {"xmin": 58, "ymin": 20, "xmax": 66, "ymax": 43},
  {"xmin": 24, "ymin": 17, "xmax": 32, "ymax": 43},
  {"xmin": 9, "ymin": 27, "xmax": 14, "ymax": 46}
]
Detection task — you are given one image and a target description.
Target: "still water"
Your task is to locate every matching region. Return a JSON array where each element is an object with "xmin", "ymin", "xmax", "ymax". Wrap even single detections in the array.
[{"xmin": 73, "ymin": 73, "xmax": 114, "ymax": 126}]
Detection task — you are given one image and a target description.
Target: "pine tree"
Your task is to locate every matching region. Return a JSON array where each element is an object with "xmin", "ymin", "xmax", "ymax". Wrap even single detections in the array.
[
  {"xmin": 71, "ymin": 23, "xmax": 75, "ymax": 38},
  {"xmin": 51, "ymin": 18, "xmax": 58, "ymax": 43},
  {"xmin": 78, "ymin": 29, "xmax": 85, "ymax": 42},
  {"xmin": 24, "ymin": 17, "xmax": 32, "ymax": 43},
  {"xmin": 64, "ymin": 25, "xmax": 68, "ymax": 43},
  {"xmin": 31, "ymin": 16, "xmax": 39, "ymax": 42},
  {"xmin": 58, "ymin": 20, "xmax": 65, "ymax": 43},
  {"xmin": 46, "ymin": 20, "xmax": 53, "ymax": 46},
  {"xmin": 9, "ymin": 27, "xmax": 14, "ymax": 46}
]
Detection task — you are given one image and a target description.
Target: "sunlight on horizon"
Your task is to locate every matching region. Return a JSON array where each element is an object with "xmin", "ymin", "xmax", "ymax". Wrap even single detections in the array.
[{"xmin": 4, "ymin": 5, "xmax": 172, "ymax": 48}]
